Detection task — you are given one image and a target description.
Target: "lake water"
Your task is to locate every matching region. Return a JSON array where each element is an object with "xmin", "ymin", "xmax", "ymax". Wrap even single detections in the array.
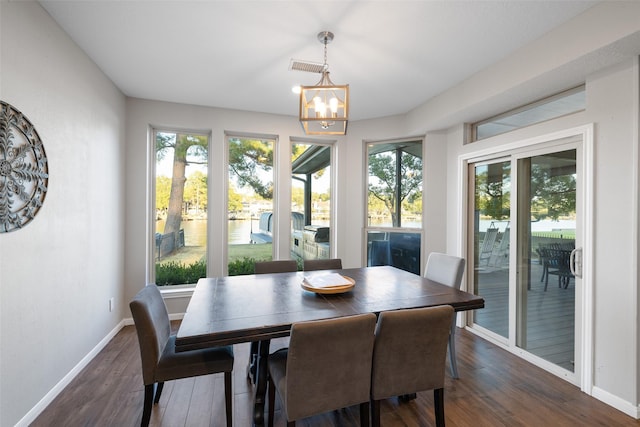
[
  {"xmin": 157, "ymin": 219, "xmax": 261, "ymax": 245},
  {"xmin": 160, "ymin": 218, "xmax": 575, "ymax": 246}
]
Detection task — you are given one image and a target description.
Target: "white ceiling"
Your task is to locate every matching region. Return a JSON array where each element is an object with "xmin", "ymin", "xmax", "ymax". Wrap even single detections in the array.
[{"xmin": 39, "ymin": 0, "xmax": 599, "ymax": 121}]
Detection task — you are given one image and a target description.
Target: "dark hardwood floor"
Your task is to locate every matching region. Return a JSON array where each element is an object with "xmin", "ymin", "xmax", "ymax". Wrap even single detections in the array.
[{"xmin": 32, "ymin": 322, "xmax": 638, "ymax": 427}]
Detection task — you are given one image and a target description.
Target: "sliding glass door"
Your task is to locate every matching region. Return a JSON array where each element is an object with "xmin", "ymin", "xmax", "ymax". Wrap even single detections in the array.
[
  {"xmin": 470, "ymin": 160, "xmax": 511, "ymax": 338},
  {"xmin": 468, "ymin": 136, "xmax": 583, "ymax": 384},
  {"xmin": 515, "ymin": 149, "xmax": 578, "ymax": 372}
]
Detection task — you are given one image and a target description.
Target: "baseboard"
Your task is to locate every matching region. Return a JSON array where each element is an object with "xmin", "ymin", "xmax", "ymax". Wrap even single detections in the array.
[
  {"xmin": 591, "ymin": 386, "xmax": 640, "ymax": 419},
  {"xmin": 15, "ymin": 319, "xmax": 127, "ymax": 427}
]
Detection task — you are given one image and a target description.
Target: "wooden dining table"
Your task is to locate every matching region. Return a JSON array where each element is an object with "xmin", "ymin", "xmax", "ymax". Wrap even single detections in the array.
[{"xmin": 175, "ymin": 265, "xmax": 484, "ymax": 426}]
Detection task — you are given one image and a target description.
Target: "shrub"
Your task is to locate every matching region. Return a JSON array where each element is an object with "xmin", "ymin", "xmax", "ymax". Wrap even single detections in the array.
[
  {"xmin": 155, "ymin": 260, "xmax": 206, "ymax": 286},
  {"xmin": 156, "ymin": 256, "xmax": 300, "ymax": 284},
  {"xmin": 228, "ymin": 257, "xmax": 257, "ymax": 276}
]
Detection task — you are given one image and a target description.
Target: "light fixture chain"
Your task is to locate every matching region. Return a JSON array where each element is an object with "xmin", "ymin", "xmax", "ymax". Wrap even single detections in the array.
[{"xmin": 323, "ymin": 38, "xmax": 328, "ymax": 66}]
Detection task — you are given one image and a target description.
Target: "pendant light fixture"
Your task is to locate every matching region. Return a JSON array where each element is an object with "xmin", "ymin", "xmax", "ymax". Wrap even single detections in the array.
[{"xmin": 296, "ymin": 31, "xmax": 349, "ymax": 135}]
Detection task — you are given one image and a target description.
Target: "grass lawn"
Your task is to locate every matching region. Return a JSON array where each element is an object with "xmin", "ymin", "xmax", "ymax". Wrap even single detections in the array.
[
  {"xmin": 228, "ymin": 243, "xmax": 273, "ymax": 261},
  {"xmin": 158, "ymin": 243, "xmax": 274, "ymax": 266}
]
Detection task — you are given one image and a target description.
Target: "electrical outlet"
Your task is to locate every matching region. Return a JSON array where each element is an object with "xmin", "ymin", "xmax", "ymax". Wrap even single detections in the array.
[{"xmin": 109, "ymin": 297, "xmax": 115, "ymax": 312}]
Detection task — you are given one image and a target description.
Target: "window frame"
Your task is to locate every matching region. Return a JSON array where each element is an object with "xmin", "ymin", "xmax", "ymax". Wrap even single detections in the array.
[
  {"xmin": 224, "ymin": 131, "xmax": 279, "ymax": 276},
  {"xmin": 469, "ymin": 85, "xmax": 586, "ymax": 142},
  {"xmin": 290, "ymin": 137, "xmax": 337, "ymax": 262},
  {"xmin": 147, "ymin": 126, "xmax": 212, "ymax": 288},
  {"xmin": 363, "ymin": 137, "xmax": 424, "ymax": 273}
]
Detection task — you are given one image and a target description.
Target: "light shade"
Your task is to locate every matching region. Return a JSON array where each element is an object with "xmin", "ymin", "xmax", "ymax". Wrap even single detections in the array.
[{"xmin": 299, "ymin": 71, "xmax": 349, "ymax": 135}]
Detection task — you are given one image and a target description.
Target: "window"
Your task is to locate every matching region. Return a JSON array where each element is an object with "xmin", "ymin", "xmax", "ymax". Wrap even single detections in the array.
[
  {"xmin": 227, "ymin": 135, "xmax": 275, "ymax": 275},
  {"xmin": 153, "ymin": 129, "xmax": 209, "ymax": 286},
  {"xmin": 365, "ymin": 139, "xmax": 423, "ymax": 274},
  {"xmin": 291, "ymin": 141, "xmax": 333, "ymax": 262},
  {"xmin": 470, "ymin": 86, "xmax": 585, "ymax": 142}
]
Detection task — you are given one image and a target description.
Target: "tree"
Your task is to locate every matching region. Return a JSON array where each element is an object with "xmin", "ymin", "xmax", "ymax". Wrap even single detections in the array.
[
  {"xmin": 157, "ymin": 132, "xmax": 207, "ymax": 249},
  {"xmin": 184, "ymin": 170, "xmax": 207, "ymax": 214},
  {"xmin": 228, "ymin": 138, "xmax": 273, "ymax": 199},
  {"xmin": 291, "ymin": 186, "xmax": 304, "ymax": 209},
  {"xmin": 368, "ymin": 149, "xmax": 422, "ymax": 227},
  {"xmin": 228, "ymin": 185, "xmax": 244, "ymax": 214},
  {"xmin": 155, "ymin": 175, "xmax": 172, "ymax": 212},
  {"xmin": 475, "ymin": 164, "xmax": 511, "ymax": 221},
  {"xmin": 474, "ymin": 161, "xmax": 575, "ymax": 222},
  {"xmin": 530, "ymin": 165, "xmax": 575, "ymax": 221}
]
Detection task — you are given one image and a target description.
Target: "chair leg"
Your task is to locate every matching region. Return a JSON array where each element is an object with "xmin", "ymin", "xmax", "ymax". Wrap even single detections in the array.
[
  {"xmin": 247, "ymin": 341, "xmax": 259, "ymax": 382},
  {"xmin": 371, "ymin": 399, "xmax": 381, "ymax": 427},
  {"xmin": 359, "ymin": 401, "xmax": 370, "ymax": 427},
  {"xmin": 224, "ymin": 371, "xmax": 233, "ymax": 427},
  {"xmin": 544, "ymin": 272, "xmax": 549, "ymax": 291},
  {"xmin": 268, "ymin": 375, "xmax": 275, "ymax": 427},
  {"xmin": 448, "ymin": 320, "xmax": 459, "ymax": 379},
  {"xmin": 434, "ymin": 388, "xmax": 445, "ymax": 427},
  {"xmin": 153, "ymin": 382, "xmax": 164, "ymax": 404},
  {"xmin": 141, "ymin": 384, "xmax": 154, "ymax": 427}
]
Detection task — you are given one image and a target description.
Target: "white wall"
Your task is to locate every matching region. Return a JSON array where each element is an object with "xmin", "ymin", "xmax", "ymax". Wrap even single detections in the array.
[
  {"xmin": 586, "ymin": 58, "xmax": 639, "ymax": 407},
  {"xmin": 2, "ymin": 0, "xmax": 640, "ymax": 424},
  {"xmin": 0, "ymin": 2, "xmax": 126, "ymax": 426}
]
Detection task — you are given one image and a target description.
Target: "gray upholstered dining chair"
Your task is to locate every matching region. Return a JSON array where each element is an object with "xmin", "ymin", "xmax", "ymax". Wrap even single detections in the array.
[
  {"xmin": 267, "ymin": 313, "xmax": 377, "ymax": 427},
  {"xmin": 424, "ymin": 252, "xmax": 465, "ymax": 378},
  {"xmin": 302, "ymin": 258, "xmax": 342, "ymax": 271},
  {"xmin": 130, "ymin": 285, "xmax": 234, "ymax": 427},
  {"xmin": 371, "ymin": 305, "xmax": 454, "ymax": 427},
  {"xmin": 248, "ymin": 259, "xmax": 299, "ymax": 382},
  {"xmin": 255, "ymin": 259, "xmax": 298, "ymax": 274}
]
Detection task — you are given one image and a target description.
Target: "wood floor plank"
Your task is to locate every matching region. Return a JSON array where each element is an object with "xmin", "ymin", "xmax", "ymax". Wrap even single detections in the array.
[{"xmin": 30, "ymin": 323, "xmax": 639, "ymax": 427}]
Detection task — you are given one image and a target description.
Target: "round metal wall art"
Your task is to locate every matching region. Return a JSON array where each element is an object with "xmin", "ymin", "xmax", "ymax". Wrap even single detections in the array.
[{"xmin": 0, "ymin": 101, "xmax": 49, "ymax": 233}]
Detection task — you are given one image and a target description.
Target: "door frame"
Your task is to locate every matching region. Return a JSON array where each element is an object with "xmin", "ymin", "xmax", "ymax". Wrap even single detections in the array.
[{"xmin": 457, "ymin": 124, "xmax": 594, "ymax": 394}]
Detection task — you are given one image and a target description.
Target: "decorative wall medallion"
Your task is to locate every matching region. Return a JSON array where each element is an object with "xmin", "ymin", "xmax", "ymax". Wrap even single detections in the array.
[{"xmin": 0, "ymin": 101, "xmax": 49, "ymax": 232}]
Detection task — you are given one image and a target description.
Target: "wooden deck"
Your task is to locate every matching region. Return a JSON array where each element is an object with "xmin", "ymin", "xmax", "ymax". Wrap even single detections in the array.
[
  {"xmin": 473, "ymin": 261, "xmax": 575, "ymax": 371},
  {"xmin": 30, "ymin": 319, "xmax": 637, "ymax": 427}
]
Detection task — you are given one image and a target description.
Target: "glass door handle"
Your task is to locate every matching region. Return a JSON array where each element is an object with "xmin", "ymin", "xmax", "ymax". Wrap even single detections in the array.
[{"xmin": 570, "ymin": 248, "xmax": 582, "ymax": 278}]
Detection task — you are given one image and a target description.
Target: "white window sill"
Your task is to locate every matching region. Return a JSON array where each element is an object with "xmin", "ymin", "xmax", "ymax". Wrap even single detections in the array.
[{"xmin": 158, "ymin": 284, "xmax": 195, "ymax": 299}]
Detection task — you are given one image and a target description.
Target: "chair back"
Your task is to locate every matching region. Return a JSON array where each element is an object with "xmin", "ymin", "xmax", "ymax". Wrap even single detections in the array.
[
  {"xmin": 130, "ymin": 285, "xmax": 171, "ymax": 385},
  {"xmin": 303, "ymin": 258, "xmax": 342, "ymax": 271},
  {"xmin": 371, "ymin": 305, "xmax": 454, "ymax": 400},
  {"xmin": 285, "ymin": 313, "xmax": 376, "ymax": 421},
  {"xmin": 254, "ymin": 259, "xmax": 298, "ymax": 274},
  {"xmin": 424, "ymin": 252, "xmax": 465, "ymax": 290}
]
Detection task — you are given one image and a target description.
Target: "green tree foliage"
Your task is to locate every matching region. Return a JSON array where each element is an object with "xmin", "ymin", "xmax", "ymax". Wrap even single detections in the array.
[
  {"xmin": 228, "ymin": 185, "xmax": 244, "ymax": 213},
  {"xmin": 228, "ymin": 138, "xmax": 273, "ymax": 199},
  {"xmin": 291, "ymin": 143, "xmax": 307, "ymax": 162},
  {"xmin": 530, "ymin": 165, "xmax": 576, "ymax": 220},
  {"xmin": 475, "ymin": 163, "xmax": 511, "ymax": 221},
  {"xmin": 291, "ymin": 186, "xmax": 304, "ymax": 208},
  {"xmin": 184, "ymin": 170, "xmax": 207, "ymax": 214},
  {"xmin": 475, "ymin": 160, "xmax": 575, "ymax": 221},
  {"xmin": 155, "ymin": 175, "xmax": 171, "ymax": 211},
  {"xmin": 368, "ymin": 149, "xmax": 423, "ymax": 227}
]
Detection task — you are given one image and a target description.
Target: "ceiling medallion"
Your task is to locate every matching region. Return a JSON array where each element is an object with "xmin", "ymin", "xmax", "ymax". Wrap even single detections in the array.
[{"xmin": 0, "ymin": 101, "xmax": 49, "ymax": 233}]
